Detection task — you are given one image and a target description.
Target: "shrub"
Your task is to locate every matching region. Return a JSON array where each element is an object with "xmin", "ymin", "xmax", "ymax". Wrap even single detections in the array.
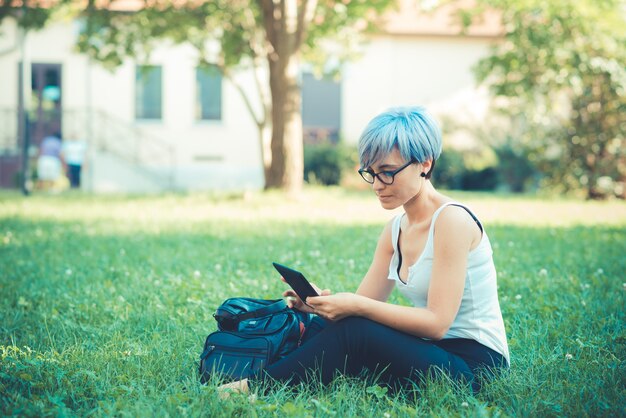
[
  {"xmin": 461, "ymin": 167, "xmax": 498, "ymax": 191},
  {"xmin": 304, "ymin": 143, "xmax": 356, "ymax": 186},
  {"xmin": 494, "ymin": 143, "xmax": 538, "ymax": 192},
  {"xmin": 435, "ymin": 144, "xmax": 538, "ymax": 192},
  {"xmin": 433, "ymin": 148, "xmax": 465, "ymax": 190}
]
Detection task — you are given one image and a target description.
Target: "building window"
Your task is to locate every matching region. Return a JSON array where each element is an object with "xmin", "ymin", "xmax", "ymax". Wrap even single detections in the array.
[
  {"xmin": 302, "ymin": 72, "xmax": 341, "ymax": 144},
  {"xmin": 196, "ymin": 65, "xmax": 222, "ymax": 121},
  {"xmin": 135, "ymin": 65, "xmax": 162, "ymax": 120}
]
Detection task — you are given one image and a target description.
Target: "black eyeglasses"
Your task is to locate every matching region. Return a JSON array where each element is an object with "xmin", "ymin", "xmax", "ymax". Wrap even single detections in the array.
[{"xmin": 358, "ymin": 159, "xmax": 416, "ymax": 185}]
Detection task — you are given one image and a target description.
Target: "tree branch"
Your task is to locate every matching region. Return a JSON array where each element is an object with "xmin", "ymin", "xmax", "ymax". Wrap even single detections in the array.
[
  {"xmin": 241, "ymin": 4, "xmax": 266, "ymax": 59},
  {"xmin": 259, "ymin": 0, "xmax": 277, "ymax": 50},
  {"xmin": 295, "ymin": 0, "xmax": 317, "ymax": 50},
  {"xmin": 221, "ymin": 66, "xmax": 263, "ymax": 128},
  {"xmin": 0, "ymin": 44, "xmax": 18, "ymax": 57},
  {"xmin": 252, "ymin": 54, "xmax": 270, "ymax": 126}
]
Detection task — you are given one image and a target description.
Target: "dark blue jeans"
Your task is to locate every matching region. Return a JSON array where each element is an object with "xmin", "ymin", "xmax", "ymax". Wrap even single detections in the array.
[
  {"xmin": 67, "ymin": 164, "xmax": 82, "ymax": 188},
  {"xmin": 251, "ymin": 316, "xmax": 507, "ymax": 393}
]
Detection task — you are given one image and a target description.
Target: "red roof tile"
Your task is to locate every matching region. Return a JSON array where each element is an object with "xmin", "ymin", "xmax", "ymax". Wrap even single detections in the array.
[{"xmin": 381, "ymin": 0, "xmax": 503, "ymax": 37}]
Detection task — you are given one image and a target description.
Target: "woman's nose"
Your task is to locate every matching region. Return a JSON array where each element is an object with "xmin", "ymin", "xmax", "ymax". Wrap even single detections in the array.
[{"xmin": 372, "ymin": 176, "xmax": 386, "ymax": 191}]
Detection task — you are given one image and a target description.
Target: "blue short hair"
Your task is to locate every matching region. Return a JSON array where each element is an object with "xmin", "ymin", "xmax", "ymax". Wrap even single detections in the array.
[{"xmin": 358, "ymin": 106, "xmax": 443, "ymax": 172}]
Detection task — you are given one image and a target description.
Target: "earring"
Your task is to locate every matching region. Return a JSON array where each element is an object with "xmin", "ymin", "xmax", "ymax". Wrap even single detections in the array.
[{"xmin": 420, "ymin": 172, "xmax": 426, "ymax": 178}]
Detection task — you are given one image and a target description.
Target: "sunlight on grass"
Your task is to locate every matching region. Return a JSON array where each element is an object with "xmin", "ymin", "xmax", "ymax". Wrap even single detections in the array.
[
  {"xmin": 1, "ymin": 187, "xmax": 624, "ymax": 228},
  {"xmin": 1, "ymin": 188, "xmax": 624, "ymax": 416}
]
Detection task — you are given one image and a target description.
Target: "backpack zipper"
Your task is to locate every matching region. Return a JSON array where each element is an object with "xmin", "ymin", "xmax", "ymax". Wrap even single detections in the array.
[{"xmin": 209, "ymin": 344, "xmax": 268, "ymax": 354}]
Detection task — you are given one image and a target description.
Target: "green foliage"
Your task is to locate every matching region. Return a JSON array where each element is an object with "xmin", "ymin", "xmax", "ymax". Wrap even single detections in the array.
[
  {"xmin": 467, "ymin": 0, "xmax": 626, "ymax": 199},
  {"xmin": 0, "ymin": 2, "xmax": 59, "ymax": 32},
  {"xmin": 434, "ymin": 147, "xmax": 514, "ymax": 192},
  {"xmin": 75, "ymin": 1, "xmax": 397, "ymax": 73},
  {"xmin": 304, "ymin": 143, "xmax": 357, "ymax": 186},
  {"xmin": 0, "ymin": 190, "xmax": 624, "ymax": 416},
  {"xmin": 460, "ymin": 167, "xmax": 498, "ymax": 191},
  {"xmin": 73, "ymin": 0, "xmax": 397, "ymax": 191},
  {"xmin": 302, "ymin": 0, "xmax": 399, "ymax": 76},
  {"xmin": 438, "ymin": 116, "xmax": 539, "ymax": 193},
  {"xmin": 75, "ymin": 1, "xmax": 252, "ymax": 70},
  {"xmin": 433, "ymin": 147, "xmax": 466, "ymax": 190},
  {"xmin": 493, "ymin": 140, "xmax": 537, "ymax": 192}
]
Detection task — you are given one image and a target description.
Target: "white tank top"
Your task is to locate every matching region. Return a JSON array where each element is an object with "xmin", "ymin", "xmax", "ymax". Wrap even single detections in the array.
[{"xmin": 387, "ymin": 202, "xmax": 510, "ymax": 364}]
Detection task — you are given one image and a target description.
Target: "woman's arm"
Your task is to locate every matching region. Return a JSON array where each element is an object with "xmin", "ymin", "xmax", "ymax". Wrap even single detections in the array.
[
  {"xmin": 283, "ymin": 219, "xmax": 395, "ymax": 311},
  {"xmin": 307, "ymin": 206, "xmax": 479, "ymax": 340},
  {"xmin": 355, "ymin": 220, "xmax": 396, "ymax": 301}
]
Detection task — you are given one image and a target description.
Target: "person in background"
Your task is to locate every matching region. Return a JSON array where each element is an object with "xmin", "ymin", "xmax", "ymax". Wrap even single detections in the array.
[
  {"xmin": 36, "ymin": 133, "xmax": 64, "ymax": 190},
  {"xmin": 61, "ymin": 136, "xmax": 88, "ymax": 189}
]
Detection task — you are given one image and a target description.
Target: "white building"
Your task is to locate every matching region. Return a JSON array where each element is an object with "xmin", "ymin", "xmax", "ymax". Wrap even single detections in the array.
[{"xmin": 0, "ymin": 1, "xmax": 500, "ymax": 192}]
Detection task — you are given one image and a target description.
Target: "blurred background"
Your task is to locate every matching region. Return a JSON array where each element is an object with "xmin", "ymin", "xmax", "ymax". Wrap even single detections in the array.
[{"xmin": 0, "ymin": 0, "xmax": 624, "ymax": 199}]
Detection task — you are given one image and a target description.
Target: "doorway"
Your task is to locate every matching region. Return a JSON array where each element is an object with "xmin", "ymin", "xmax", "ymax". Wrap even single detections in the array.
[{"xmin": 29, "ymin": 63, "xmax": 63, "ymax": 147}]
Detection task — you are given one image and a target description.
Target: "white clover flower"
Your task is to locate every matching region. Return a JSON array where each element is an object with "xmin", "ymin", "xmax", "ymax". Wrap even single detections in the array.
[
  {"xmin": 565, "ymin": 353, "xmax": 573, "ymax": 360},
  {"xmin": 461, "ymin": 401, "xmax": 469, "ymax": 408},
  {"xmin": 539, "ymin": 268, "xmax": 548, "ymax": 277},
  {"xmin": 515, "ymin": 294, "xmax": 522, "ymax": 300},
  {"xmin": 194, "ymin": 270, "xmax": 201, "ymax": 278},
  {"xmin": 596, "ymin": 268, "xmax": 604, "ymax": 275},
  {"xmin": 215, "ymin": 264, "xmax": 222, "ymax": 271},
  {"xmin": 65, "ymin": 269, "xmax": 73, "ymax": 276}
]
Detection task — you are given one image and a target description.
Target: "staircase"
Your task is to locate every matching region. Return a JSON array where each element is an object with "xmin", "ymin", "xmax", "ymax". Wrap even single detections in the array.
[
  {"xmin": 64, "ymin": 108, "xmax": 177, "ymax": 191},
  {"xmin": 0, "ymin": 107, "xmax": 177, "ymax": 191}
]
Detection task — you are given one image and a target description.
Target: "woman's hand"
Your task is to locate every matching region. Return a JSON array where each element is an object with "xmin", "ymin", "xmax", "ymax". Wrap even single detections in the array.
[
  {"xmin": 281, "ymin": 278, "xmax": 331, "ymax": 314},
  {"xmin": 305, "ymin": 292, "xmax": 362, "ymax": 322}
]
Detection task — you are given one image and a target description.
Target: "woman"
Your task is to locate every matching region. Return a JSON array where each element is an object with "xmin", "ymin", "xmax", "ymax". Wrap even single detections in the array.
[{"xmin": 221, "ymin": 106, "xmax": 509, "ymax": 395}]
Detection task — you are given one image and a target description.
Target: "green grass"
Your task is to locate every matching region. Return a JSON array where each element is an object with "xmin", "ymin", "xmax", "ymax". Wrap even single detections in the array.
[{"xmin": 1, "ymin": 187, "xmax": 625, "ymax": 417}]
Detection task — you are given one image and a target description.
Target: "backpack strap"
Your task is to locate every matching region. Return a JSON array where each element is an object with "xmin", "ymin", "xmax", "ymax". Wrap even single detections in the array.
[
  {"xmin": 215, "ymin": 299, "xmax": 288, "ymax": 326},
  {"xmin": 235, "ymin": 299, "xmax": 288, "ymax": 321}
]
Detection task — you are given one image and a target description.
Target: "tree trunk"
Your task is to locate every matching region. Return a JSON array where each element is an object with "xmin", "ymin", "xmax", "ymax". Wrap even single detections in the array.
[
  {"xmin": 265, "ymin": 51, "xmax": 303, "ymax": 193},
  {"xmin": 259, "ymin": 122, "xmax": 272, "ymax": 183}
]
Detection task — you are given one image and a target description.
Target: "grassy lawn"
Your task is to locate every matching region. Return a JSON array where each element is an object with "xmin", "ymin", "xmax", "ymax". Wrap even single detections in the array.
[{"xmin": 1, "ymin": 187, "xmax": 625, "ymax": 417}]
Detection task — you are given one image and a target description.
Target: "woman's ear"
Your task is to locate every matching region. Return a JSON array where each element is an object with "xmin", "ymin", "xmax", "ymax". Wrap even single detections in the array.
[{"xmin": 421, "ymin": 160, "xmax": 433, "ymax": 178}]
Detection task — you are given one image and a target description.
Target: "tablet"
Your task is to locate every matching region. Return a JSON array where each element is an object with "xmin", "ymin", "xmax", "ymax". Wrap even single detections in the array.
[{"xmin": 272, "ymin": 262, "xmax": 320, "ymax": 304}]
